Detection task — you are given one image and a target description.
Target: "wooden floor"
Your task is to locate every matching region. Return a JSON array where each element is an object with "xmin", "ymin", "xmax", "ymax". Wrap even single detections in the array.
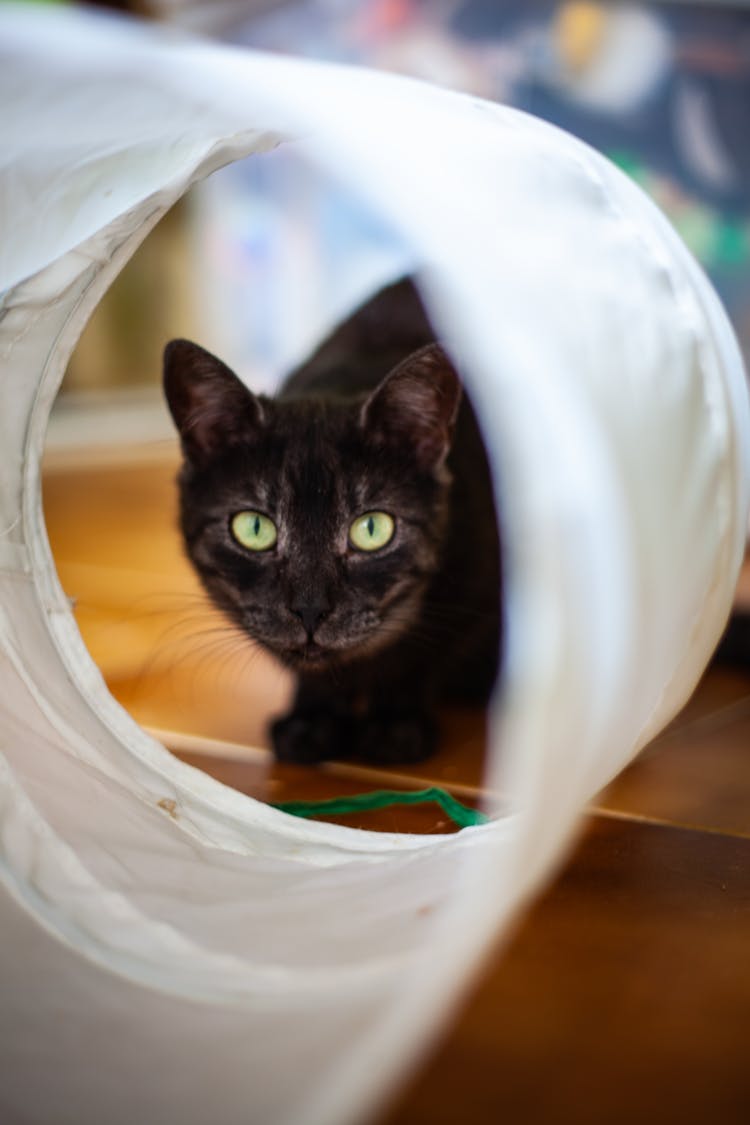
[{"xmin": 43, "ymin": 444, "xmax": 750, "ymax": 1124}]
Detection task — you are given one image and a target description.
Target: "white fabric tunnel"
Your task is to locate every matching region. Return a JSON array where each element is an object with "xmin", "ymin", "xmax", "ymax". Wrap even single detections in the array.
[{"xmin": 1, "ymin": 7, "xmax": 748, "ymax": 1125}]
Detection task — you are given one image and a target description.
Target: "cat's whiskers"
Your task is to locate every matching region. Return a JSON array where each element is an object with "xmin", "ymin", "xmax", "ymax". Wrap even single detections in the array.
[
  {"xmin": 126, "ymin": 608, "xmax": 256, "ymax": 701},
  {"xmin": 163, "ymin": 633, "xmax": 264, "ymax": 702},
  {"xmin": 183, "ymin": 635, "xmax": 265, "ymax": 695}
]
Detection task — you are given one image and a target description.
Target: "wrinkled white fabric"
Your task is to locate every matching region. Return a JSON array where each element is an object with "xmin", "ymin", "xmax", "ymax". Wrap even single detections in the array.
[{"xmin": 0, "ymin": 7, "xmax": 747, "ymax": 1125}]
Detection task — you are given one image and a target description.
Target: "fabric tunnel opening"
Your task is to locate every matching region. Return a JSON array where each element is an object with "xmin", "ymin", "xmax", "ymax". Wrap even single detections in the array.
[{"xmin": 41, "ymin": 151, "xmax": 506, "ymax": 838}]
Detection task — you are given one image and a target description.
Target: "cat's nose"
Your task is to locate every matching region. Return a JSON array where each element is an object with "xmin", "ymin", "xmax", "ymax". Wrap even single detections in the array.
[{"xmin": 291, "ymin": 601, "xmax": 330, "ymax": 639}]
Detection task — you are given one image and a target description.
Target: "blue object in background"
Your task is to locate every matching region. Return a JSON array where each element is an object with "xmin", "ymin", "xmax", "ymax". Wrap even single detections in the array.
[{"xmin": 192, "ymin": 0, "xmax": 750, "ymax": 383}]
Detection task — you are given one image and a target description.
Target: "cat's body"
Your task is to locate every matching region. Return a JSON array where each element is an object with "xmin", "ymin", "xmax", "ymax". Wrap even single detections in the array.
[{"xmin": 164, "ymin": 279, "xmax": 500, "ymax": 764}]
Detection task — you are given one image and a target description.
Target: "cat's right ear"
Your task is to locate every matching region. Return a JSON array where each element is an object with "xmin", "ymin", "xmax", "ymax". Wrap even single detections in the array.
[{"xmin": 163, "ymin": 339, "xmax": 264, "ymax": 465}]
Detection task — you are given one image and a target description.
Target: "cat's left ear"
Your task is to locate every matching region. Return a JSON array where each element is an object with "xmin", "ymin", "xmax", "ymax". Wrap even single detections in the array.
[{"xmin": 361, "ymin": 344, "xmax": 462, "ymax": 472}]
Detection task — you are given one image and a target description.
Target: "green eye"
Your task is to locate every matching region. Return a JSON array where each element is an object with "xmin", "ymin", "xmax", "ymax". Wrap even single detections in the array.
[
  {"xmin": 349, "ymin": 511, "xmax": 395, "ymax": 552},
  {"xmin": 231, "ymin": 510, "xmax": 277, "ymax": 552}
]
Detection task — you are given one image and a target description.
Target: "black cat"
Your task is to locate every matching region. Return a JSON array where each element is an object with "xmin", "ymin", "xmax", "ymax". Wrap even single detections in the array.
[{"xmin": 163, "ymin": 278, "xmax": 501, "ymax": 765}]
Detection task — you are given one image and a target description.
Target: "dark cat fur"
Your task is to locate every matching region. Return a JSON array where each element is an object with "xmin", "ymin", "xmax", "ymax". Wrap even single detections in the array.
[{"xmin": 163, "ymin": 278, "xmax": 501, "ymax": 765}]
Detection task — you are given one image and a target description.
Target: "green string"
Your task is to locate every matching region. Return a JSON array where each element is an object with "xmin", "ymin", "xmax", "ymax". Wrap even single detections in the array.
[{"xmin": 275, "ymin": 786, "xmax": 490, "ymax": 829}]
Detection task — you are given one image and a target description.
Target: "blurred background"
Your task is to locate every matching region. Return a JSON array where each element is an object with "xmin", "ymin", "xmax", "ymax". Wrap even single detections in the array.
[{"xmin": 44, "ymin": 0, "xmax": 750, "ymax": 452}]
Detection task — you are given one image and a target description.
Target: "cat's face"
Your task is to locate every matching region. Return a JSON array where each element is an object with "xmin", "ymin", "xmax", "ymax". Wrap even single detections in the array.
[{"xmin": 163, "ymin": 340, "xmax": 461, "ymax": 672}]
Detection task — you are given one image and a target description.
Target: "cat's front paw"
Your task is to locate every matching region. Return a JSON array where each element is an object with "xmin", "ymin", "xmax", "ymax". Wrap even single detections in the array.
[
  {"xmin": 270, "ymin": 710, "xmax": 354, "ymax": 765},
  {"xmin": 355, "ymin": 712, "xmax": 437, "ymax": 765}
]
